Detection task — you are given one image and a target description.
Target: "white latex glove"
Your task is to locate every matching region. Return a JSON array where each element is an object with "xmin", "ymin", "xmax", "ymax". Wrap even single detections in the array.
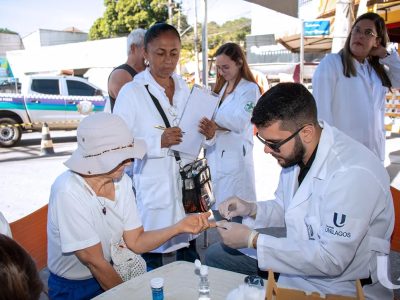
[
  {"xmin": 216, "ymin": 220, "xmax": 252, "ymax": 249},
  {"xmin": 218, "ymin": 196, "xmax": 257, "ymax": 220}
]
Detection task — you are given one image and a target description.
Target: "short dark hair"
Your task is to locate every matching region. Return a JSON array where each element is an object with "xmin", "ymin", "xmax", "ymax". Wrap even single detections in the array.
[
  {"xmin": 0, "ymin": 234, "xmax": 43, "ymax": 300},
  {"xmin": 251, "ymin": 82, "xmax": 317, "ymax": 131},
  {"xmin": 144, "ymin": 23, "xmax": 181, "ymax": 50}
]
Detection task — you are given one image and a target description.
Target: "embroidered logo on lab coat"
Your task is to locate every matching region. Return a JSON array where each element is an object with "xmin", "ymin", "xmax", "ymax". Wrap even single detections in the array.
[
  {"xmin": 333, "ymin": 212, "xmax": 346, "ymax": 227},
  {"xmin": 324, "ymin": 212, "xmax": 351, "ymax": 238},
  {"xmin": 244, "ymin": 101, "xmax": 255, "ymax": 113}
]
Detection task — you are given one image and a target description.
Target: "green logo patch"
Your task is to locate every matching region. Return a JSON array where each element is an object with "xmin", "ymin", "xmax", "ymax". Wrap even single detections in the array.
[{"xmin": 244, "ymin": 101, "xmax": 255, "ymax": 113}]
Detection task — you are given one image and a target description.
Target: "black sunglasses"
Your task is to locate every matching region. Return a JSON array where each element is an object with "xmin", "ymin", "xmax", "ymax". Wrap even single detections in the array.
[
  {"xmin": 244, "ymin": 275, "xmax": 264, "ymax": 288},
  {"xmin": 256, "ymin": 125, "xmax": 307, "ymax": 153}
]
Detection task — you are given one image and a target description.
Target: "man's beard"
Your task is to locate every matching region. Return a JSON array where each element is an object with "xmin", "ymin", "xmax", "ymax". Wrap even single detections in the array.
[{"xmin": 272, "ymin": 135, "xmax": 305, "ymax": 168}]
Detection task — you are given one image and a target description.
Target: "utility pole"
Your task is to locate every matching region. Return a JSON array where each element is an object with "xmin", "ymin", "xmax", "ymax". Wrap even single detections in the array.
[
  {"xmin": 168, "ymin": 0, "xmax": 173, "ymax": 25},
  {"xmin": 332, "ymin": 0, "xmax": 354, "ymax": 53},
  {"xmin": 356, "ymin": 0, "xmax": 368, "ymax": 17},
  {"xmin": 201, "ymin": 0, "xmax": 208, "ymax": 87},
  {"xmin": 176, "ymin": 2, "xmax": 181, "ymax": 75},
  {"xmin": 177, "ymin": 4, "xmax": 181, "ymax": 34},
  {"xmin": 300, "ymin": 19, "xmax": 304, "ymax": 84},
  {"xmin": 194, "ymin": 0, "xmax": 200, "ymax": 84}
]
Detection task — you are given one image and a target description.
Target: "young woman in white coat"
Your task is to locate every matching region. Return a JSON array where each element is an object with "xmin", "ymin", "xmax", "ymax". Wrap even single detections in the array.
[
  {"xmin": 114, "ymin": 23, "xmax": 209, "ymax": 270},
  {"xmin": 199, "ymin": 43, "xmax": 262, "ymax": 208},
  {"xmin": 312, "ymin": 12, "xmax": 400, "ymax": 162}
]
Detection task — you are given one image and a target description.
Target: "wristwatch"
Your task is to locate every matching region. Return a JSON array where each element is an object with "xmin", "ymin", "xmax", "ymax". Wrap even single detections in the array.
[{"xmin": 252, "ymin": 232, "xmax": 259, "ymax": 249}]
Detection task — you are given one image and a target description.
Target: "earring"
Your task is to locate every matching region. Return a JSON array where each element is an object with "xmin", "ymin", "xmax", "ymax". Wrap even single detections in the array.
[{"xmin": 144, "ymin": 59, "xmax": 149, "ymax": 67}]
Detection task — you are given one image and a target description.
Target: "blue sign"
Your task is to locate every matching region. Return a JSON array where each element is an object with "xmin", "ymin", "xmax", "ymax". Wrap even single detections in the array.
[{"xmin": 303, "ymin": 20, "xmax": 330, "ymax": 37}]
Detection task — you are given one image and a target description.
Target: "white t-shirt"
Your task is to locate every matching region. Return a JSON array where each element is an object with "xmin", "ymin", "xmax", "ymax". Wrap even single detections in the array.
[
  {"xmin": 0, "ymin": 212, "xmax": 12, "ymax": 237},
  {"xmin": 47, "ymin": 170, "xmax": 142, "ymax": 280}
]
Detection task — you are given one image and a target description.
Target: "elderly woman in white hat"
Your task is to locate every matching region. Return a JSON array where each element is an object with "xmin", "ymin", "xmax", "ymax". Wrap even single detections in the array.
[{"xmin": 47, "ymin": 113, "xmax": 213, "ymax": 299}]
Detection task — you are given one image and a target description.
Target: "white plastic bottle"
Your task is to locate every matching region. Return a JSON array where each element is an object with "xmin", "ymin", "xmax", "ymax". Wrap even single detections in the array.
[{"xmin": 198, "ymin": 265, "xmax": 211, "ymax": 299}]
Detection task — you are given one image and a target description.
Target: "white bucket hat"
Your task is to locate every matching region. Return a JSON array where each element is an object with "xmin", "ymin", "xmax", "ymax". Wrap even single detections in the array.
[{"xmin": 65, "ymin": 113, "xmax": 146, "ymax": 175}]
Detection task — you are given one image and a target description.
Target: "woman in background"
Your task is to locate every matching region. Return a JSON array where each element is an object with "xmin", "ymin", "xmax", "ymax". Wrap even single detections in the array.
[
  {"xmin": 200, "ymin": 42, "xmax": 262, "ymax": 208},
  {"xmin": 312, "ymin": 12, "xmax": 400, "ymax": 162}
]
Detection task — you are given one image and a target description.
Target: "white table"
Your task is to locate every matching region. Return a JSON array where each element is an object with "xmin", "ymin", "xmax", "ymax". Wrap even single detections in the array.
[{"xmin": 93, "ymin": 261, "xmax": 247, "ymax": 299}]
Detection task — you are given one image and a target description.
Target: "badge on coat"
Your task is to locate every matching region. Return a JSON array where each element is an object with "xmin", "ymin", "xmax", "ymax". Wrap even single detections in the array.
[
  {"xmin": 324, "ymin": 212, "xmax": 351, "ymax": 238},
  {"xmin": 333, "ymin": 212, "xmax": 346, "ymax": 227},
  {"xmin": 244, "ymin": 101, "xmax": 255, "ymax": 113}
]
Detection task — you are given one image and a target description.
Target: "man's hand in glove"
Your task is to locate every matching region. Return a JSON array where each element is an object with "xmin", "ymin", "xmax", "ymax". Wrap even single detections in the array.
[
  {"xmin": 218, "ymin": 196, "xmax": 257, "ymax": 220},
  {"xmin": 216, "ymin": 220, "xmax": 258, "ymax": 249}
]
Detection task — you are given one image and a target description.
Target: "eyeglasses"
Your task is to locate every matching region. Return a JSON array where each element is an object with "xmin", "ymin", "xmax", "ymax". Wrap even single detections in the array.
[
  {"xmin": 244, "ymin": 275, "xmax": 264, "ymax": 288},
  {"xmin": 351, "ymin": 26, "xmax": 378, "ymax": 39},
  {"xmin": 256, "ymin": 125, "xmax": 307, "ymax": 153}
]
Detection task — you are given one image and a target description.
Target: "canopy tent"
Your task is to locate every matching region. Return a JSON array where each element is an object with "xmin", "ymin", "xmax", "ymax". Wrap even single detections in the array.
[
  {"xmin": 244, "ymin": 0, "xmax": 333, "ymax": 53},
  {"xmin": 276, "ymin": 34, "xmax": 333, "ymax": 53},
  {"xmin": 244, "ymin": 0, "xmax": 298, "ymax": 17}
]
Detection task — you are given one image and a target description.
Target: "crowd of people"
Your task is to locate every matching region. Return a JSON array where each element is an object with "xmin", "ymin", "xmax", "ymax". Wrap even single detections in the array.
[{"xmin": 0, "ymin": 11, "xmax": 398, "ymax": 300}]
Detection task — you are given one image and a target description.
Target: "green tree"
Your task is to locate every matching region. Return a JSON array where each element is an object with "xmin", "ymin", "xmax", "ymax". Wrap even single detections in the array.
[
  {"xmin": 0, "ymin": 28, "xmax": 17, "ymax": 35},
  {"xmin": 181, "ymin": 17, "xmax": 251, "ymax": 62},
  {"xmin": 89, "ymin": 0, "xmax": 174, "ymax": 39},
  {"xmin": 209, "ymin": 18, "xmax": 251, "ymax": 54}
]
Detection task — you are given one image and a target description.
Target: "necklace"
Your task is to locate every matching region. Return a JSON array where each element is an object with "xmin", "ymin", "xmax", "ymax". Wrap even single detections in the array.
[
  {"xmin": 96, "ymin": 197, "xmax": 107, "ymax": 215},
  {"xmin": 81, "ymin": 176, "xmax": 108, "ymax": 215}
]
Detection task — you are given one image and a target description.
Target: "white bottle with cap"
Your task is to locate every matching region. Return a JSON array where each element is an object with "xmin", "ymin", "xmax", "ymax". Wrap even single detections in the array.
[{"xmin": 198, "ymin": 265, "xmax": 210, "ymax": 299}]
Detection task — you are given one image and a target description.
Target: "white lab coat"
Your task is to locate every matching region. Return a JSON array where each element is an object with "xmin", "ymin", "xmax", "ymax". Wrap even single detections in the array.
[
  {"xmin": 0, "ymin": 212, "xmax": 12, "ymax": 237},
  {"xmin": 312, "ymin": 52, "xmax": 400, "ymax": 162},
  {"xmin": 114, "ymin": 68, "xmax": 193, "ymax": 253},
  {"xmin": 244, "ymin": 122, "xmax": 394, "ymax": 299},
  {"xmin": 205, "ymin": 79, "xmax": 260, "ymax": 207}
]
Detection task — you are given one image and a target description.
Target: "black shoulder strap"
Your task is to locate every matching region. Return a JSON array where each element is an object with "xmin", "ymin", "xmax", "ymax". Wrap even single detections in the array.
[
  {"xmin": 144, "ymin": 85, "xmax": 181, "ymax": 162},
  {"xmin": 145, "ymin": 85, "xmax": 171, "ymax": 128}
]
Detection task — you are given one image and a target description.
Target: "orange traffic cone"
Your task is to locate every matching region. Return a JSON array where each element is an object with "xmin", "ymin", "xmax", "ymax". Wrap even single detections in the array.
[{"xmin": 40, "ymin": 122, "xmax": 55, "ymax": 155}]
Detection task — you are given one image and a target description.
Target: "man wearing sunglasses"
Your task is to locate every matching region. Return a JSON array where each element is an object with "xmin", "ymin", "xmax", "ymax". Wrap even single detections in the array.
[{"xmin": 205, "ymin": 82, "xmax": 394, "ymax": 299}]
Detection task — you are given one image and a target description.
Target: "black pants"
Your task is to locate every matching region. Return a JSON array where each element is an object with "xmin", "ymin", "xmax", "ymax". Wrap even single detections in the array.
[{"xmin": 142, "ymin": 239, "xmax": 200, "ymax": 271}]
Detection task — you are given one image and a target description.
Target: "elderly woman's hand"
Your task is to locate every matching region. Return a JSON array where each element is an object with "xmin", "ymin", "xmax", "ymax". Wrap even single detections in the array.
[
  {"xmin": 177, "ymin": 211, "xmax": 216, "ymax": 234},
  {"xmin": 161, "ymin": 127, "xmax": 184, "ymax": 148},
  {"xmin": 199, "ymin": 117, "xmax": 217, "ymax": 140}
]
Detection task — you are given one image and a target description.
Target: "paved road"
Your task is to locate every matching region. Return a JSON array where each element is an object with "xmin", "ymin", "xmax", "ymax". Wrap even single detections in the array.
[{"xmin": 0, "ymin": 130, "xmax": 77, "ymax": 222}]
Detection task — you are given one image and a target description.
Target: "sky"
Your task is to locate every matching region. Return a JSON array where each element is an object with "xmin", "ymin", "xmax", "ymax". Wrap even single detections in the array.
[{"xmin": 0, "ymin": 0, "xmax": 252, "ymax": 38}]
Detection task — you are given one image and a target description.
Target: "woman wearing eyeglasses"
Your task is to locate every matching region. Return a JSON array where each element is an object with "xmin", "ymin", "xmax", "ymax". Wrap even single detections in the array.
[
  {"xmin": 199, "ymin": 43, "xmax": 262, "ymax": 208},
  {"xmin": 312, "ymin": 12, "xmax": 400, "ymax": 162}
]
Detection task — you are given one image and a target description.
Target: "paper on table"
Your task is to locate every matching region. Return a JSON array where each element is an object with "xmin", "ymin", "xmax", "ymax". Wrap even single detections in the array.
[{"xmin": 170, "ymin": 84, "xmax": 220, "ymax": 159}]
